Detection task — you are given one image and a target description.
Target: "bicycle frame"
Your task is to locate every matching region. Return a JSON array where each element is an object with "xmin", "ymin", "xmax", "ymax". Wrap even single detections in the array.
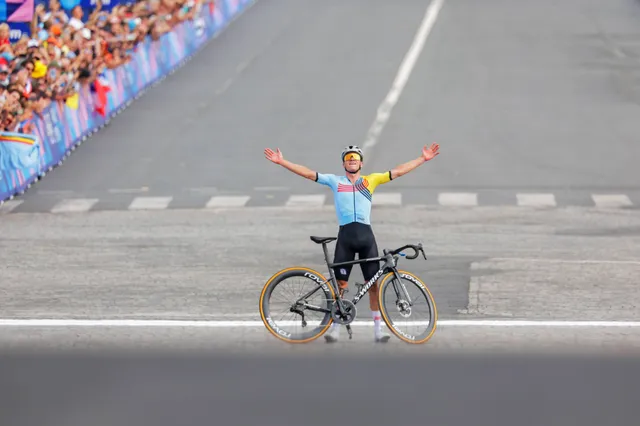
[{"xmin": 292, "ymin": 241, "xmax": 418, "ymax": 317}]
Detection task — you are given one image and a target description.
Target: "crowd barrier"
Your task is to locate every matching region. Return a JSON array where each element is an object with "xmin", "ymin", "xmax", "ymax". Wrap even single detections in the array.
[{"xmin": 0, "ymin": 0, "xmax": 256, "ymax": 204}]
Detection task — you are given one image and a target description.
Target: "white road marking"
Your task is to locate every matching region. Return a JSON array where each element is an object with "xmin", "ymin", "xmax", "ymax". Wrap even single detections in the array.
[
  {"xmin": 0, "ymin": 200, "xmax": 23, "ymax": 213},
  {"xmin": 0, "ymin": 319, "xmax": 638, "ymax": 328},
  {"xmin": 128, "ymin": 196, "xmax": 173, "ymax": 210},
  {"xmin": 362, "ymin": 0, "xmax": 445, "ymax": 152},
  {"xmin": 517, "ymin": 193, "xmax": 557, "ymax": 207},
  {"xmin": 591, "ymin": 194, "xmax": 633, "ymax": 208},
  {"xmin": 216, "ymin": 77, "xmax": 234, "ymax": 95},
  {"xmin": 438, "ymin": 192, "xmax": 477, "ymax": 206},
  {"xmin": 50, "ymin": 198, "xmax": 99, "ymax": 213},
  {"xmin": 206, "ymin": 195, "xmax": 250, "ymax": 208},
  {"xmin": 488, "ymin": 257, "xmax": 640, "ymax": 265},
  {"xmin": 373, "ymin": 192, "xmax": 402, "ymax": 206},
  {"xmin": 285, "ymin": 194, "xmax": 326, "ymax": 207}
]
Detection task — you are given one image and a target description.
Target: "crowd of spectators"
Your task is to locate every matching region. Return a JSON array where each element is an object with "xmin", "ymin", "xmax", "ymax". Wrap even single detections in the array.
[{"xmin": 0, "ymin": 0, "xmax": 207, "ymax": 132}]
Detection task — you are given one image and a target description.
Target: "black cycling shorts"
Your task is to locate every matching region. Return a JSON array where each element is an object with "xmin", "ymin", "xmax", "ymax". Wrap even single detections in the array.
[{"xmin": 332, "ymin": 222, "xmax": 380, "ymax": 283}]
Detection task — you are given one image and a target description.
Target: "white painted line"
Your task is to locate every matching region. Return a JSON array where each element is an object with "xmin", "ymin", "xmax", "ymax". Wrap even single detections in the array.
[
  {"xmin": 373, "ymin": 192, "xmax": 402, "ymax": 206},
  {"xmin": 0, "ymin": 319, "xmax": 638, "ymax": 328},
  {"xmin": 362, "ymin": 0, "xmax": 445, "ymax": 153},
  {"xmin": 128, "ymin": 196, "xmax": 173, "ymax": 210},
  {"xmin": 592, "ymin": 194, "xmax": 633, "ymax": 208},
  {"xmin": 0, "ymin": 200, "xmax": 23, "ymax": 213},
  {"xmin": 285, "ymin": 194, "xmax": 326, "ymax": 207},
  {"xmin": 236, "ymin": 60, "xmax": 250, "ymax": 73},
  {"xmin": 50, "ymin": 198, "xmax": 99, "ymax": 213},
  {"xmin": 206, "ymin": 195, "xmax": 250, "ymax": 208},
  {"xmin": 488, "ymin": 257, "xmax": 640, "ymax": 265},
  {"xmin": 438, "ymin": 192, "xmax": 477, "ymax": 206},
  {"xmin": 216, "ymin": 77, "xmax": 234, "ymax": 95},
  {"xmin": 516, "ymin": 193, "xmax": 556, "ymax": 207},
  {"xmin": 438, "ymin": 320, "xmax": 640, "ymax": 327}
]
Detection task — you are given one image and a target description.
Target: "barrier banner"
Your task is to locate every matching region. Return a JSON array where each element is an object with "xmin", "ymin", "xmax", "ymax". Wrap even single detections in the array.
[
  {"xmin": 0, "ymin": 131, "xmax": 41, "ymax": 201},
  {"xmin": 5, "ymin": 0, "xmax": 35, "ymax": 42},
  {"xmin": 0, "ymin": 0, "xmax": 255, "ymax": 203}
]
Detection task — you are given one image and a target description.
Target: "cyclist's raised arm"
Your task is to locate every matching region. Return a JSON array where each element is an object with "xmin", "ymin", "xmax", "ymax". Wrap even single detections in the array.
[
  {"xmin": 389, "ymin": 143, "xmax": 440, "ymax": 179},
  {"xmin": 264, "ymin": 147, "xmax": 317, "ymax": 180}
]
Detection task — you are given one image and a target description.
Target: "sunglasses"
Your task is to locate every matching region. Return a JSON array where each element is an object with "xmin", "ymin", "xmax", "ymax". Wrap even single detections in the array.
[{"xmin": 344, "ymin": 153, "xmax": 361, "ymax": 161}]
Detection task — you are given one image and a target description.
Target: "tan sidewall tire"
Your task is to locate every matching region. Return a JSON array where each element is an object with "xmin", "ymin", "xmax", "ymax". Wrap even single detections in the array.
[{"xmin": 378, "ymin": 270, "xmax": 438, "ymax": 344}]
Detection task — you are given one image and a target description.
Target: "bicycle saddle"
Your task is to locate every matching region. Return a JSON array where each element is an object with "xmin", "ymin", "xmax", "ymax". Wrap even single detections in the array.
[{"xmin": 310, "ymin": 236, "xmax": 337, "ymax": 244}]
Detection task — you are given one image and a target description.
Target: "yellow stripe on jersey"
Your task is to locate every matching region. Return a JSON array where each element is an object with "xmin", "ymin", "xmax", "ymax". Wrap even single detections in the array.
[{"xmin": 362, "ymin": 172, "xmax": 392, "ymax": 194}]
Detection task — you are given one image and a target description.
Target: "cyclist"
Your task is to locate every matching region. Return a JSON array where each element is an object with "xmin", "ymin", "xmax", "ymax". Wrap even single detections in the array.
[{"xmin": 264, "ymin": 143, "xmax": 440, "ymax": 343}]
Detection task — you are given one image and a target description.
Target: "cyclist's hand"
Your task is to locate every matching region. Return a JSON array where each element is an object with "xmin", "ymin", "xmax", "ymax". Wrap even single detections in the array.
[
  {"xmin": 422, "ymin": 143, "xmax": 440, "ymax": 161},
  {"xmin": 264, "ymin": 148, "xmax": 284, "ymax": 165}
]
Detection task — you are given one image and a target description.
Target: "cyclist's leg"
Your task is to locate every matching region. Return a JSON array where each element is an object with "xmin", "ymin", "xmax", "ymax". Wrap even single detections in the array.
[
  {"xmin": 332, "ymin": 228, "xmax": 355, "ymax": 296},
  {"xmin": 357, "ymin": 227, "xmax": 381, "ymax": 311},
  {"xmin": 325, "ymin": 226, "xmax": 356, "ymax": 343},
  {"xmin": 358, "ymin": 226, "xmax": 390, "ymax": 343}
]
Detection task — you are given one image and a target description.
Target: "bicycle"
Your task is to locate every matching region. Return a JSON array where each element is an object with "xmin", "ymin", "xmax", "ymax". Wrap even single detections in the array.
[{"xmin": 259, "ymin": 235, "xmax": 438, "ymax": 344}]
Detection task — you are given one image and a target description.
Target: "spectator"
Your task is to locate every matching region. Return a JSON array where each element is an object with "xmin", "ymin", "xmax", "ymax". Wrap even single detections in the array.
[
  {"xmin": 0, "ymin": 0, "xmax": 211, "ymax": 132},
  {"xmin": 68, "ymin": 5, "xmax": 85, "ymax": 31},
  {"xmin": 0, "ymin": 24, "xmax": 11, "ymax": 47}
]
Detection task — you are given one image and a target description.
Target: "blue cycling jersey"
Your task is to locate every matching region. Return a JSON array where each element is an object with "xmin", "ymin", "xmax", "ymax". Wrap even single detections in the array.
[{"xmin": 315, "ymin": 171, "xmax": 393, "ymax": 226}]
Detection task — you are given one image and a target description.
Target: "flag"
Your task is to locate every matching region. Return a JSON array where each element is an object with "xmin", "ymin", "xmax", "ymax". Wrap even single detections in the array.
[{"xmin": 92, "ymin": 72, "xmax": 111, "ymax": 117}]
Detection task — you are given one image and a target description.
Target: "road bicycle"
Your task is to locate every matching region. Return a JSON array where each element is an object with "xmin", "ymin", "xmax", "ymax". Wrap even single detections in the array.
[{"xmin": 259, "ymin": 235, "xmax": 438, "ymax": 344}]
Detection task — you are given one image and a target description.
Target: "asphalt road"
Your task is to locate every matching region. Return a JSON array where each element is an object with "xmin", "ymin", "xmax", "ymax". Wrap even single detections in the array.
[
  {"xmin": 365, "ymin": 0, "xmax": 640, "ymax": 194},
  {"xmin": 13, "ymin": 0, "xmax": 640, "ymax": 206},
  {"xmin": 1, "ymin": 206, "xmax": 639, "ymax": 355},
  {"xmin": 2, "ymin": 0, "xmax": 640, "ymax": 424},
  {"xmin": 22, "ymin": 0, "xmax": 430, "ymax": 196}
]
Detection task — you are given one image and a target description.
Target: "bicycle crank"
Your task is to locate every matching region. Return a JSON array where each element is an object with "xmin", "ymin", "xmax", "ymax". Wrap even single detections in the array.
[{"xmin": 330, "ymin": 300, "xmax": 357, "ymax": 325}]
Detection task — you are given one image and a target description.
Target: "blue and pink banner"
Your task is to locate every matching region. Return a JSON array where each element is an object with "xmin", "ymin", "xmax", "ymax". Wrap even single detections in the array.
[
  {"xmin": 4, "ymin": 0, "xmax": 35, "ymax": 42},
  {"xmin": 1, "ymin": 0, "xmax": 255, "ymax": 203},
  {"xmin": 7, "ymin": 0, "xmax": 129, "ymax": 42}
]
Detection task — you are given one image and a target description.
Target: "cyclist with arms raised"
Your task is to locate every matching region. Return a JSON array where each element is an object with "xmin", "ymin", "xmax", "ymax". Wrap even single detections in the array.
[{"xmin": 264, "ymin": 143, "xmax": 440, "ymax": 343}]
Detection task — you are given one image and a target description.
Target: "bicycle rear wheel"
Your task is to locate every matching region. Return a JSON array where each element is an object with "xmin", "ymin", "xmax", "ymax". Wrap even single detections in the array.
[
  {"xmin": 259, "ymin": 267, "xmax": 336, "ymax": 343},
  {"xmin": 378, "ymin": 270, "xmax": 438, "ymax": 344}
]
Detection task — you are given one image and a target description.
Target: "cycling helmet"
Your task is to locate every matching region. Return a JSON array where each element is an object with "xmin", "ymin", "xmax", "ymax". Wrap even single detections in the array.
[{"xmin": 341, "ymin": 145, "xmax": 363, "ymax": 161}]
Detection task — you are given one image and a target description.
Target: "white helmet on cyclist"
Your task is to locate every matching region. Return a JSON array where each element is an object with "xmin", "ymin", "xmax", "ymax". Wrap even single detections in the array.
[{"xmin": 341, "ymin": 145, "xmax": 363, "ymax": 162}]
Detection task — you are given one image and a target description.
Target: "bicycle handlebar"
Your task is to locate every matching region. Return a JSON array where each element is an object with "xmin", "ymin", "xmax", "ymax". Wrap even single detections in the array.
[{"xmin": 386, "ymin": 243, "xmax": 427, "ymax": 260}]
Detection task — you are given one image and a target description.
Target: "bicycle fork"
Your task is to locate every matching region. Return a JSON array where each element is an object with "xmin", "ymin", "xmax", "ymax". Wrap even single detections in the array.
[{"xmin": 390, "ymin": 269, "xmax": 414, "ymax": 316}]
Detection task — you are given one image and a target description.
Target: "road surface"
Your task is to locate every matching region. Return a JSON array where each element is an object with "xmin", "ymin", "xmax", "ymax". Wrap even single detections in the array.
[{"xmin": 2, "ymin": 0, "xmax": 640, "ymax": 424}]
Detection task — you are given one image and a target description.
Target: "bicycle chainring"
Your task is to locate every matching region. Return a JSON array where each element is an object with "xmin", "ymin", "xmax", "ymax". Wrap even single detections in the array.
[{"xmin": 331, "ymin": 300, "xmax": 357, "ymax": 325}]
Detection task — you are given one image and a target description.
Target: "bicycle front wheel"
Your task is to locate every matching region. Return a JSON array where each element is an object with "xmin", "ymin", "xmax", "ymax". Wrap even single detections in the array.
[
  {"xmin": 259, "ymin": 267, "xmax": 336, "ymax": 344},
  {"xmin": 378, "ymin": 270, "xmax": 438, "ymax": 344}
]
